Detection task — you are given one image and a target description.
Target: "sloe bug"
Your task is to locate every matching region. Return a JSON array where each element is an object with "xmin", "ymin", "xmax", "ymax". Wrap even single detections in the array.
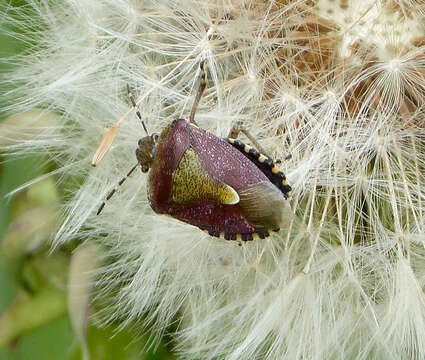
[{"xmin": 97, "ymin": 61, "xmax": 291, "ymax": 241}]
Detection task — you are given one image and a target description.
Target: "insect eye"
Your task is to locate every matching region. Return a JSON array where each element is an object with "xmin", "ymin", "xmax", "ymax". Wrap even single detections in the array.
[{"xmin": 153, "ymin": 134, "xmax": 159, "ymax": 142}]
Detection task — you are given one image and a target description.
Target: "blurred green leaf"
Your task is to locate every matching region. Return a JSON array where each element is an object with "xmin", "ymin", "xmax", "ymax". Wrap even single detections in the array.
[
  {"xmin": 0, "ymin": 154, "xmax": 47, "ymax": 319},
  {"xmin": 0, "ymin": 315, "xmax": 74, "ymax": 360},
  {"xmin": 70, "ymin": 324, "xmax": 175, "ymax": 360},
  {"xmin": 0, "ymin": 286, "xmax": 67, "ymax": 348},
  {"xmin": 0, "ymin": 155, "xmax": 47, "ymax": 242},
  {"xmin": 0, "ymin": 261, "xmax": 17, "ymax": 313}
]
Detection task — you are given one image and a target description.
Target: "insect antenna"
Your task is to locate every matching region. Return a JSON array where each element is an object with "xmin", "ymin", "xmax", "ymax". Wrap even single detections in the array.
[
  {"xmin": 127, "ymin": 84, "xmax": 149, "ymax": 136},
  {"xmin": 93, "ymin": 60, "xmax": 195, "ymax": 167},
  {"xmin": 96, "ymin": 163, "xmax": 139, "ymax": 215}
]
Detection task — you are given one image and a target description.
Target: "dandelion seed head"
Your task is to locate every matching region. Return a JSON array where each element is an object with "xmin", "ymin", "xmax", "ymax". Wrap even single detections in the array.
[
  {"xmin": 315, "ymin": 0, "xmax": 423, "ymax": 59},
  {"xmin": 4, "ymin": 0, "xmax": 425, "ymax": 359},
  {"xmin": 385, "ymin": 57, "xmax": 402, "ymax": 73}
]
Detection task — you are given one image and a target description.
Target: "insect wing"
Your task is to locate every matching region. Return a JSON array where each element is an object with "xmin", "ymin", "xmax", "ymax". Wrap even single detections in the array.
[{"xmin": 238, "ymin": 181, "xmax": 291, "ymax": 231}]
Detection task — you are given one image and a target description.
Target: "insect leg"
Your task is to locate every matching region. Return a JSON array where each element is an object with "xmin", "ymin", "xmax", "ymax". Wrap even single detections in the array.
[
  {"xmin": 274, "ymin": 154, "xmax": 292, "ymax": 164},
  {"xmin": 127, "ymin": 84, "xmax": 149, "ymax": 136},
  {"xmin": 228, "ymin": 122, "xmax": 272, "ymax": 159},
  {"xmin": 189, "ymin": 60, "xmax": 207, "ymax": 125},
  {"xmin": 96, "ymin": 163, "xmax": 139, "ymax": 215}
]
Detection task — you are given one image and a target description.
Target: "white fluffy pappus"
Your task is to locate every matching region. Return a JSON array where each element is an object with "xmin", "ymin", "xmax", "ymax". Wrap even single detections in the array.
[{"xmin": 2, "ymin": 0, "xmax": 425, "ymax": 359}]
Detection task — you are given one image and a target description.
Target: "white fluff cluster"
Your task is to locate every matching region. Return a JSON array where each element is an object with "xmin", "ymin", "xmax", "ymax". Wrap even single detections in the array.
[{"xmin": 4, "ymin": 0, "xmax": 425, "ymax": 359}]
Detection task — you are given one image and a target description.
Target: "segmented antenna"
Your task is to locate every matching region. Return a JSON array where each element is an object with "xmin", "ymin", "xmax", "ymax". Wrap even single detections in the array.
[
  {"xmin": 127, "ymin": 84, "xmax": 149, "ymax": 136},
  {"xmin": 92, "ymin": 85, "xmax": 150, "ymax": 167},
  {"xmin": 96, "ymin": 163, "xmax": 139, "ymax": 215}
]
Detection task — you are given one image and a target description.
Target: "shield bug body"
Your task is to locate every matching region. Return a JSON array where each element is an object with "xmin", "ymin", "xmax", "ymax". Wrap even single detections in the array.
[{"xmin": 98, "ymin": 62, "xmax": 291, "ymax": 241}]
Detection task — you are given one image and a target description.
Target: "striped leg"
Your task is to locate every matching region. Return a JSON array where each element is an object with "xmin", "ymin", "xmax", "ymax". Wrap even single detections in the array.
[
  {"xmin": 189, "ymin": 60, "xmax": 207, "ymax": 125},
  {"xmin": 228, "ymin": 122, "xmax": 272, "ymax": 159}
]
